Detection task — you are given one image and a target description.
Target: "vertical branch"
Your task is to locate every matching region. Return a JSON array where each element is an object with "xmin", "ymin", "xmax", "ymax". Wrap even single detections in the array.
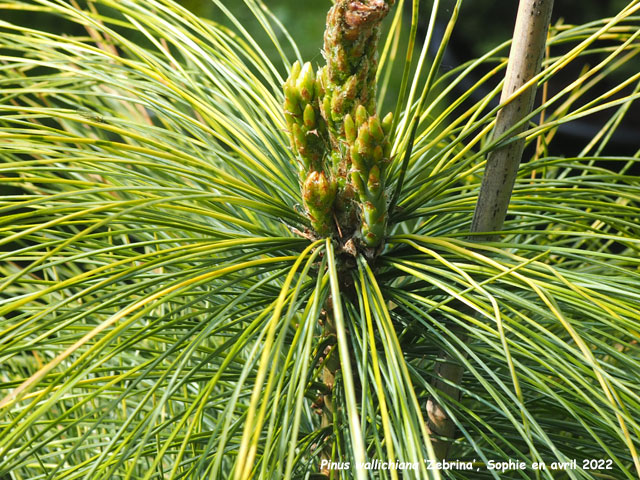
[
  {"xmin": 284, "ymin": 1, "xmax": 396, "ymax": 253},
  {"xmin": 426, "ymin": 0, "xmax": 554, "ymax": 459},
  {"xmin": 470, "ymin": 0, "xmax": 554, "ymax": 240}
]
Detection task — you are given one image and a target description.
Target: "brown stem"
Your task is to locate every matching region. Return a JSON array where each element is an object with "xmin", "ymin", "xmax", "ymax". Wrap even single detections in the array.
[
  {"xmin": 426, "ymin": 326, "xmax": 468, "ymax": 460},
  {"xmin": 318, "ymin": 302, "xmax": 339, "ymax": 476},
  {"xmin": 471, "ymin": 0, "xmax": 554, "ymax": 240},
  {"xmin": 427, "ymin": 0, "xmax": 554, "ymax": 459}
]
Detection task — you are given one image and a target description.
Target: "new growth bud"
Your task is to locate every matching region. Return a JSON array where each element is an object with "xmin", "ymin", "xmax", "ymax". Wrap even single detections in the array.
[
  {"xmin": 282, "ymin": 1, "xmax": 396, "ymax": 249},
  {"xmin": 344, "ymin": 114, "xmax": 356, "ymax": 143},
  {"xmin": 284, "ymin": 61, "xmax": 327, "ymax": 174},
  {"xmin": 303, "ymin": 104, "xmax": 316, "ymax": 129},
  {"xmin": 355, "ymin": 105, "xmax": 368, "ymax": 129},
  {"xmin": 296, "ymin": 62, "xmax": 316, "ymax": 102},
  {"xmin": 382, "ymin": 111, "xmax": 393, "ymax": 134},
  {"xmin": 344, "ymin": 109, "xmax": 393, "ymax": 248},
  {"xmin": 303, "ymin": 171, "xmax": 337, "ymax": 237}
]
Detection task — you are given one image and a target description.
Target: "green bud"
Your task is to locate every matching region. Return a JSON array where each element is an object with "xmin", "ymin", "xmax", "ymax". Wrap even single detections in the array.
[
  {"xmin": 302, "ymin": 171, "xmax": 336, "ymax": 237},
  {"xmin": 344, "ymin": 114, "xmax": 356, "ymax": 143},
  {"xmin": 330, "ymin": 90, "xmax": 344, "ymax": 119},
  {"xmin": 290, "ymin": 60, "xmax": 301, "ymax": 81},
  {"xmin": 292, "ymin": 123, "xmax": 306, "ymax": 155},
  {"xmin": 381, "ymin": 112, "xmax": 393, "ymax": 135},
  {"xmin": 284, "ymin": 95, "xmax": 300, "ymax": 117},
  {"xmin": 303, "ymin": 173, "xmax": 318, "ymax": 203},
  {"xmin": 355, "ymin": 104, "xmax": 368, "ymax": 128},
  {"xmin": 303, "ymin": 104, "xmax": 316, "ymax": 129},
  {"xmin": 357, "ymin": 124, "xmax": 372, "ymax": 159},
  {"xmin": 283, "ymin": 81, "xmax": 295, "ymax": 100},
  {"xmin": 372, "ymin": 145, "xmax": 383, "ymax": 165},
  {"xmin": 351, "ymin": 170, "xmax": 365, "ymax": 197},
  {"xmin": 321, "ymin": 94, "xmax": 332, "ymax": 122},
  {"xmin": 361, "ymin": 200, "xmax": 386, "ymax": 247},
  {"xmin": 303, "ymin": 171, "xmax": 333, "ymax": 207},
  {"xmin": 344, "ymin": 74, "xmax": 358, "ymax": 100},
  {"xmin": 351, "ymin": 143, "xmax": 364, "ymax": 172},
  {"xmin": 369, "ymin": 116, "xmax": 384, "ymax": 143},
  {"xmin": 367, "ymin": 165, "xmax": 381, "ymax": 193},
  {"xmin": 315, "ymin": 76, "xmax": 324, "ymax": 99},
  {"xmin": 296, "ymin": 62, "xmax": 316, "ymax": 102}
]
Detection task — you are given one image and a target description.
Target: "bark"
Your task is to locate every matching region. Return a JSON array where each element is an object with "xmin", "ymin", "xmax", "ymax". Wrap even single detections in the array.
[
  {"xmin": 471, "ymin": 0, "xmax": 554, "ymax": 240},
  {"xmin": 426, "ymin": 0, "xmax": 554, "ymax": 459}
]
